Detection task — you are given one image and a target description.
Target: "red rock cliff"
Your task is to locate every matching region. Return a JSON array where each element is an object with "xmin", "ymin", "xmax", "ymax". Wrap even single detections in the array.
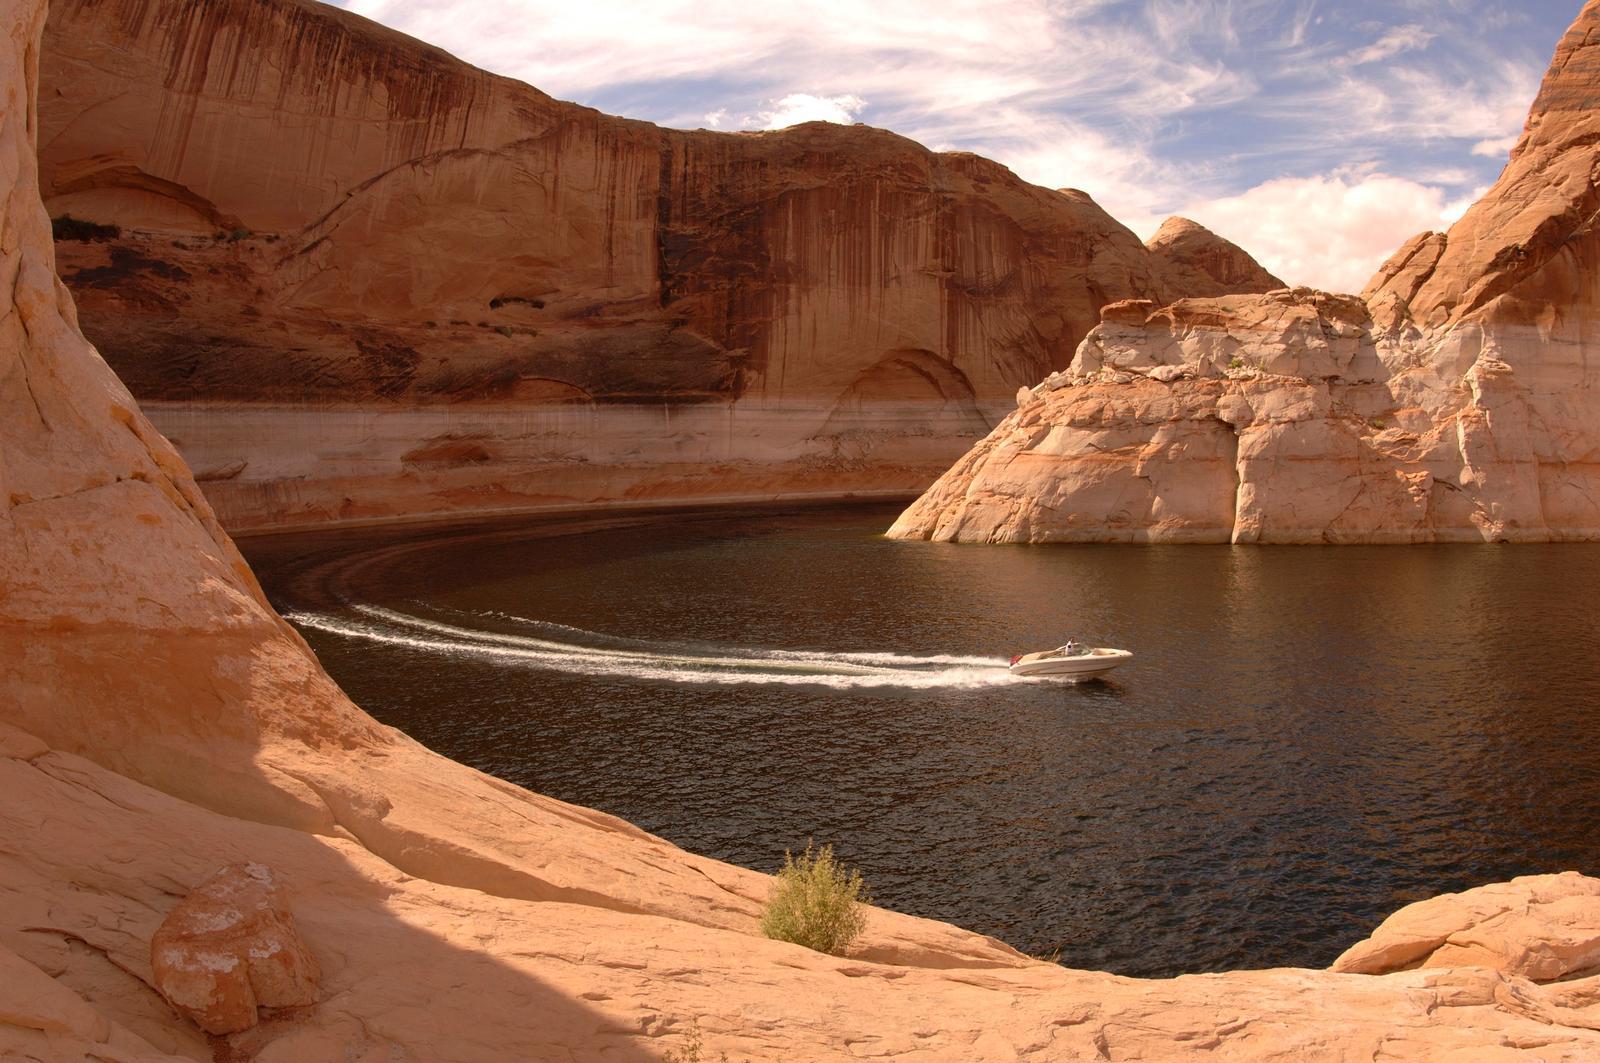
[
  {"xmin": 37, "ymin": 0, "xmax": 1268, "ymax": 531},
  {"xmin": 1145, "ymin": 216, "xmax": 1285, "ymax": 296},
  {"xmin": 7, "ymin": 1, "xmax": 1600, "ymax": 1056}
]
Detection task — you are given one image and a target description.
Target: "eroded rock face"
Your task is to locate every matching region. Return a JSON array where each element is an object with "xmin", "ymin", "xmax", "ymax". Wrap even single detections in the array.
[
  {"xmin": 1145, "ymin": 216, "xmax": 1285, "ymax": 296},
  {"xmin": 150, "ymin": 863, "xmax": 320, "ymax": 1034},
  {"xmin": 890, "ymin": 289, "xmax": 1472, "ymax": 543},
  {"xmin": 1334, "ymin": 872, "xmax": 1600, "ymax": 982},
  {"xmin": 4, "ymin": 0, "xmax": 1600, "ymax": 1057},
  {"xmin": 35, "ymin": 0, "xmax": 1251, "ymax": 531},
  {"xmin": 891, "ymin": 1, "xmax": 1600, "ymax": 545}
]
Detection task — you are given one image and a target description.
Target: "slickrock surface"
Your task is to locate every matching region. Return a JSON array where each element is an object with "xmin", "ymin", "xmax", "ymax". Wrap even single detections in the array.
[
  {"xmin": 1335, "ymin": 872, "xmax": 1600, "ymax": 982},
  {"xmin": 891, "ymin": 1, "xmax": 1600, "ymax": 544},
  {"xmin": 6, "ymin": 0, "xmax": 1600, "ymax": 1059},
  {"xmin": 1145, "ymin": 216, "xmax": 1286, "ymax": 296},
  {"xmin": 35, "ymin": 0, "xmax": 1273, "ymax": 533},
  {"xmin": 149, "ymin": 863, "xmax": 320, "ymax": 1034}
]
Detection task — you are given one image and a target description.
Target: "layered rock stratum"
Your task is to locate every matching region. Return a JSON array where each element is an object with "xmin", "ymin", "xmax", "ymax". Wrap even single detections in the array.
[
  {"xmin": 4, "ymin": 0, "xmax": 1600, "ymax": 1058},
  {"xmin": 890, "ymin": 1, "xmax": 1600, "ymax": 544},
  {"xmin": 35, "ymin": 0, "xmax": 1280, "ymax": 533}
]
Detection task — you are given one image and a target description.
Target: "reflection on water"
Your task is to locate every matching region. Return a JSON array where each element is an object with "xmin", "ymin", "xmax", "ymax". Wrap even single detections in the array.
[{"xmin": 245, "ymin": 505, "xmax": 1600, "ymax": 977}]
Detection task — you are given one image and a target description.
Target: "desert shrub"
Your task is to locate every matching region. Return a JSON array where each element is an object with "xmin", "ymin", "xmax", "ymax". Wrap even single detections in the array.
[
  {"xmin": 759, "ymin": 841, "xmax": 869, "ymax": 955},
  {"xmin": 1228, "ymin": 356, "xmax": 1245, "ymax": 369},
  {"xmin": 51, "ymin": 214, "xmax": 120, "ymax": 242},
  {"xmin": 662, "ymin": 1022, "xmax": 708, "ymax": 1063},
  {"xmin": 658, "ymin": 1019, "xmax": 756, "ymax": 1062}
]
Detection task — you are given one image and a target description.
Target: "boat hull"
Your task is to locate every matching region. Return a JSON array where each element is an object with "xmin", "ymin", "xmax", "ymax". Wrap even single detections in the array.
[{"xmin": 1009, "ymin": 649, "xmax": 1132, "ymax": 680}]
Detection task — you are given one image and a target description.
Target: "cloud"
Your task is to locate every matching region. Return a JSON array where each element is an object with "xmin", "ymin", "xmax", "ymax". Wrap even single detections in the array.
[
  {"xmin": 933, "ymin": 108, "xmax": 1206, "ymax": 232},
  {"xmin": 1337, "ymin": 24, "xmax": 1435, "ymax": 67},
  {"xmin": 745, "ymin": 93, "xmax": 868, "ymax": 130},
  {"xmin": 1472, "ymin": 134, "xmax": 1520, "ymax": 158},
  {"xmin": 1168, "ymin": 167, "xmax": 1483, "ymax": 294}
]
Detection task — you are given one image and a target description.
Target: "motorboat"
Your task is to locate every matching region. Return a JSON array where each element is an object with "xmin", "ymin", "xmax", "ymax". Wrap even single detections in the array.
[{"xmin": 1008, "ymin": 639, "xmax": 1132, "ymax": 680}]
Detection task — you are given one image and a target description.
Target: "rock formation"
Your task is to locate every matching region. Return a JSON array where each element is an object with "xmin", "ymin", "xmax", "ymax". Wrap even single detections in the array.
[
  {"xmin": 35, "ymin": 0, "xmax": 1276, "ymax": 533},
  {"xmin": 1145, "ymin": 216, "xmax": 1285, "ymax": 296},
  {"xmin": 1335, "ymin": 872, "xmax": 1600, "ymax": 982},
  {"xmin": 149, "ymin": 864, "xmax": 320, "ymax": 1034},
  {"xmin": 6, "ymin": 0, "xmax": 1600, "ymax": 1059},
  {"xmin": 891, "ymin": 1, "xmax": 1600, "ymax": 545},
  {"xmin": 890, "ymin": 288, "xmax": 1453, "ymax": 543}
]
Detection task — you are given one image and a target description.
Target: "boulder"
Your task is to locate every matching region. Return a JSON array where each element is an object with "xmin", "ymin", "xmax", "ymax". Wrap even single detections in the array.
[{"xmin": 150, "ymin": 864, "xmax": 320, "ymax": 1034}]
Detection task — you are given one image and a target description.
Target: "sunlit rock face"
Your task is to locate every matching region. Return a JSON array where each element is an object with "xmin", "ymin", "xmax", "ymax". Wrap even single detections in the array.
[
  {"xmin": 36, "ymin": 0, "xmax": 1273, "ymax": 531},
  {"xmin": 1144, "ymin": 217, "xmax": 1285, "ymax": 297},
  {"xmin": 890, "ymin": 0, "xmax": 1600, "ymax": 545},
  {"xmin": 9, "ymin": 1, "xmax": 1600, "ymax": 1057}
]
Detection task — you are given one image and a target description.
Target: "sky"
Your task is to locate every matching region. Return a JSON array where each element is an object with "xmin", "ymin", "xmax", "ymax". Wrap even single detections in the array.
[{"xmin": 330, "ymin": 0, "xmax": 1584, "ymax": 293}]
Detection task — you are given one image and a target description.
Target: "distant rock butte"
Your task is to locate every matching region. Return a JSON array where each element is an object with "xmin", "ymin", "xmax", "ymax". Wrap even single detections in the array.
[
  {"xmin": 891, "ymin": 0, "xmax": 1600, "ymax": 544},
  {"xmin": 1145, "ymin": 216, "xmax": 1286, "ymax": 296},
  {"xmin": 38, "ymin": 0, "xmax": 1276, "ymax": 533}
]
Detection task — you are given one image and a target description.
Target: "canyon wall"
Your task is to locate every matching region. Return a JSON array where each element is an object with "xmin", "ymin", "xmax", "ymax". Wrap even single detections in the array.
[
  {"xmin": 38, "ymin": 0, "xmax": 1278, "ymax": 532},
  {"xmin": 7, "ymin": 1, "xmax": 1600, "ymax": 1057},
  {"xmin": 890, "ymin": 1, "xmax": 1600, "ymax": 545}
]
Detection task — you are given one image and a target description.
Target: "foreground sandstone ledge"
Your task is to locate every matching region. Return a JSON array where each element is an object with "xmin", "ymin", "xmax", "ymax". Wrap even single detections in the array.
[
  {"xmin": 891, "ymin": 0, "xmax": 1600, "ymax": 546},
  {"xmin": 4, "ymin": 0, "xmax": 1600, "ymax": 1059}
]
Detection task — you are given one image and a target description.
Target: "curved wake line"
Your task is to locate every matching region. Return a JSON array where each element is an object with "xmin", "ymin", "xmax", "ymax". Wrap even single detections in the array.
[
  {"xmin": 462, "ymin": 606, "xmax": 1000, "ymax": 668},
  {"xmin": 287, "ymin": 606, "xmax": 1019, "ymax": 690}
]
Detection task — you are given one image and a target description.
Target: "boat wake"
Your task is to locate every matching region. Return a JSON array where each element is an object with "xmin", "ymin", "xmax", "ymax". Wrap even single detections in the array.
[{"xmin": 284, "ymin": 603, "xmax": 1019, "ymax": 689}]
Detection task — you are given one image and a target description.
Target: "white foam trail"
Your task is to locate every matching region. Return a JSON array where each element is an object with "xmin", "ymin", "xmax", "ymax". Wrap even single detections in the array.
[
  {"xmin": 473, "ymin": 607, "xmax": 999, "ymax": 668},
  {"xmin": 286, "ymin": 607, "xmax": 1019, "ymax": 690},
  {"xmin": 351, "ymin": 604, "xmax": 895, "ymax": 675}
]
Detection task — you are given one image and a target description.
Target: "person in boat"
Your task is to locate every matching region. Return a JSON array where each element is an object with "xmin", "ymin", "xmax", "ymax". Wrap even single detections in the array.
[{"xmin": 1010, "ymin": 639, "xmax": 1089, "ymax": 666}]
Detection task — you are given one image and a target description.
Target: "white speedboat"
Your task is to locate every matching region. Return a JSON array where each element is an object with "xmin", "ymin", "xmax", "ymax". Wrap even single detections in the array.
[{"xmin": 1009, "ymin": 641, "xmax": 1132, "ymax": 680}]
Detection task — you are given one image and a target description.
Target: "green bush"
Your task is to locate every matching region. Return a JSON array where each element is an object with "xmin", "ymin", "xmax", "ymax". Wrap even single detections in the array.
[
  {"xmin": 51, "ymin": 214, "xmax": 120, "ymax": 242},
  {"xmin": 759, "ymin": 841, "xmax": 869, "ymax": 955},
  {"xmin": 662, "ymin": 1022, "xmax": 708, "ymax": 1063}
]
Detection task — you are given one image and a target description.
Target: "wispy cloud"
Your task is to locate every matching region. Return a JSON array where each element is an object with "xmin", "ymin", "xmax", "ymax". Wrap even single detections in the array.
[
  {"xmin": 1336, "ymin": 24, "xmax": 1436, "ymax": 67},
  {"xmin": 331, "ymin": 0, "xmax": 1571, "ymax": 291}
]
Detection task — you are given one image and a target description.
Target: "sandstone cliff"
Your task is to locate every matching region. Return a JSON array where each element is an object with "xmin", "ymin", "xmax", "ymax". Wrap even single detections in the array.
[
  {"xmin": 7, "ymin": 1, "xmax": 1600, "ymax": 1057},
  {"xmin": 890, "ymin": 2, "xmax": 1600, "ymax": 545},
  {"xmin": 1145, "ymin": 216, "xmax": 1285, "ymax": 296},
  {"xmin": 37, "ymin": 0, "xmax": 1274, "ymax": 532}
]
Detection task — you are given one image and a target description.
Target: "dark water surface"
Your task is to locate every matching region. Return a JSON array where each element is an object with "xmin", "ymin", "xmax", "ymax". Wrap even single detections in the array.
[{"xmin": 245, "ymin": 505, "xmax": 1600, "ymax": 977}]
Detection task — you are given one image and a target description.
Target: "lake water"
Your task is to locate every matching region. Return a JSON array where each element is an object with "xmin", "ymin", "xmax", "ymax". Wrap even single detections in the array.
[{"xmin": 245, "ymin": 504, "xmax": 1600, "ymax": 977}]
